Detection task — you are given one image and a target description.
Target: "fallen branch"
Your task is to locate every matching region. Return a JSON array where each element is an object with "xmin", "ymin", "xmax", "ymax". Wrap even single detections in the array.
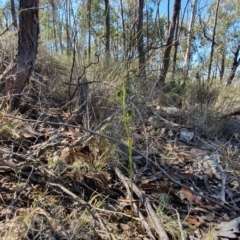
[{"xmin": 115, "ymin": 167, "xmax": 169, "ymax": 240}]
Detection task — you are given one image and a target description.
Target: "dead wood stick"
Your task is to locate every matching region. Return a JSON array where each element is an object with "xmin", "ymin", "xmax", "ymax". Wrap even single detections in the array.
[
  {"xmin": 115, "ymin": 167, "xmax": 169, "ymax": 240},
  {"xmin": 115, "ymin": 172, "xmax": 156, "ymax": 240}
]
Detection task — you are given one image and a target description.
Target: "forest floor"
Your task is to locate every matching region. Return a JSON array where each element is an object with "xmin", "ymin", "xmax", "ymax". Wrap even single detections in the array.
[{"xmin": 1, "ymin": 91, "xmax": 240, "ymax": 240}]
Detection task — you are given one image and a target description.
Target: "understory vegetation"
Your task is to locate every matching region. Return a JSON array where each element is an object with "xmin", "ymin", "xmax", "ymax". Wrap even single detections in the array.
[{"xmin": 0, "ymin": 0, "xmax": 240, "ymax": 239}]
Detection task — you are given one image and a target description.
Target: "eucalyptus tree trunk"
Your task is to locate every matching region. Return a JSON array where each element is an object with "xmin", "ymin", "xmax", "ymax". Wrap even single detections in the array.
[
  {"xmin": 105, "ymin": 0, "xmax": 110, "ymax": 56},
  {"xmin": 137, "ymin": 0, "xmax": 145, "ymax": 76},
  {"xmin": 0, "ymin": 0, "xmax": 39, "ymax": 110},
  {"xmin": 227, "ymin": 44, "xmax": 240, "ymax": 85},
  {"xmin": 50, "ymin": 0, "xmax": 58, "ymax": 52},
  {"xmin": 184, "ymin": 0, "xmax": 198, "ymax": 78},
  {"xmin": 59, "ymin": 11, "xmax": 64, "ymax": 54},
  {"xmin": 146, "ymin": 8, "xmax": 150, "ymax": 72},
  {"xmin": 172, "ymin": 12, "xmax": 180, "ymax": 78},
  {"xmin": 87, "ymin": 0, "xmax": 91, "ymax": 60},
  {"xmin": 219, "ymin": 45, "xmax": 225, "ymax": 81},
  {"xmin": 207, "ymin": 0, "xmax": 220, "ymax": 81},
  {"xmin": 120, "ymin": 0, "xmax": 127, "ymax": 62},
  {"xmin": 65, "ymin": 0, "xmax": 72, "ymax": 55},
  {"xmin": 10, "ymin": 0, "xmax": 17, "ymax": 28},
  {"xmin": 158, "ymin": 0, "xmax": 181, "ymax": 85},
  {"xmin": 167, "ymin": 0, "xmax": 170, "ymax": 30}
]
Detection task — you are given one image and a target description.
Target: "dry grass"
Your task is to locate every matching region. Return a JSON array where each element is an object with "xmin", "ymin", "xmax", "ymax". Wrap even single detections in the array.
[
  {"xmin": 0, "ymin": 30, "xmax": 17, "ymax": 72},
  {"xmin": 0, "ymin": 203, "xmax": 101, "ymax": 240}
]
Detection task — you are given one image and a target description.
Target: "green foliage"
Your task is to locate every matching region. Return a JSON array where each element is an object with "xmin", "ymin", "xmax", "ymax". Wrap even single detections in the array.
[
  {"xmin": 0, "ymin": 124, "xmax": 13, "ymax": 139},
  {"xmin": 169, "ymin": 79, "xmax": 187, "ymax": 94}
]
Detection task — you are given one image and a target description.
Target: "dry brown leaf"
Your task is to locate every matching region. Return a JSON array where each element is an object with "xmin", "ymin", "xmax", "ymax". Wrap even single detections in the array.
[
  {"xmin": 181, "ymin": 187, "xmax": 195, "ymax": 203},
  {"xmin": 181, "ymin": 187, "xmax": 204, "ymax": 206},
  {"xmin": 178, "ymin": 153, "xmax": 194, "ymax": 163},
  {"xmin": 186, "ymin": 216, "xmax": 201, "ymax": 227},
  {"xmin": 59, "ymin": 147, "xmax": 91, "ymax": 164}
]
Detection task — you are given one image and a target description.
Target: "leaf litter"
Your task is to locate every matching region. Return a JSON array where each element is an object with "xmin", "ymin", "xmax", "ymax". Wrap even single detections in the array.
[{"xmin": 0, "ymin": 103, "xmax": 240, "ymax": 240}]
